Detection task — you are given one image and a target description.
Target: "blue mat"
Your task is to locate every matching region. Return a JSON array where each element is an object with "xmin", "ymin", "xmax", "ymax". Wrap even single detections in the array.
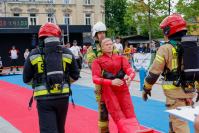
[{"xmin": 0, "ymin": 75, "xmax": 194, "ymax": 132}]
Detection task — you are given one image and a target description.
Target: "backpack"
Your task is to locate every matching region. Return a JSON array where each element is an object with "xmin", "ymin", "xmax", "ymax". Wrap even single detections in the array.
[
  {"xmin": 38, "ymin": 38, "xmax": 67, "ymax": 92},
  {"xmin": 173, "ymin": 35, "xmax": 199, "ymax": 91},
  {"xmin": 178, "ymin": 35, "xmax": 199, "ymax": 81}
]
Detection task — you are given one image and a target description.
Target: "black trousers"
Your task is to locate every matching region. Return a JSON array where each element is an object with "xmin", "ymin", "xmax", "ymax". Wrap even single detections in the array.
[
  {"xmin": 37, "ymin": 97, "xmax": 69, "ymax": 133},
  {"xmin": 10, "ymin": 59, "xmax": 19, "ymax": 71},
  {"xmin": 76, "ymin": 58, "xmax": 82, "ymax": 70}
]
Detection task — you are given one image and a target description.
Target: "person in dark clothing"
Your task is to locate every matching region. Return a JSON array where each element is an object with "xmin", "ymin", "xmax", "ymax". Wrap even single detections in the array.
[
  {"xmin": 23, "ymin": 22, "xmax": 79, "ymax": 133},
  {"xmin": 0, "ymin": 56, "xmax": 3, "ymax": 74}
]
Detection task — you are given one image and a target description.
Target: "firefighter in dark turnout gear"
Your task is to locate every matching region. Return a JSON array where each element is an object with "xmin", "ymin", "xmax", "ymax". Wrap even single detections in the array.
[
  {"xmin": 23, "ymin": 22, "xmax": 79, "ymax": 133},
  {"xmin": 142, "ymin": 13, "xmax": 197, "ymax": 133}
]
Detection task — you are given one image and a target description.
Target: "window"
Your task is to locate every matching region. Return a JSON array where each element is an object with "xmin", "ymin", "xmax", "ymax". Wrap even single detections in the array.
[
  {"xmin": 48, "ymin": 0, "xmax": 55, "ymax": 3},
  {"xmin": 64, "ymin": 14, "xmax": 70, "ymax": 25},
  {"xmin": 64, "ymin": 0, "xmax": 70, "ymax": 4},
  {"xmin": 85, "ymin": 14, "xmax": 91, "ymax": 25},
  {"xmin": 13, "ymin": 13, "xmax": 20, "ymax": 17},
  {"xmin": 85, "ymin": 0, "xmax": 91, "ymax": 5},
  {"xmin": 30, "ymin": 13, "xmax": 37, "ymax": 25},
  {"xmin": 47, "ymin": 13, "xmax": 54, "ymax": 23}
]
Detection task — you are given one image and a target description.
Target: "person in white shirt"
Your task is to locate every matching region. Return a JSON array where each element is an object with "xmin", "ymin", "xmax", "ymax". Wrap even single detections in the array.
[
  {"xmin": 9, "ymin": 45, "xmax": 20, "ymax": 73},
  {"xmin": 70, "ymin": 40, "xmax": 82, "ymax": 71},
  {"xmin": 114, "ymin": 36, "xmax": 123, "ymax": 55},
  {"xmin": 24, "ymin": 49, "xmax": 30, "ymax": 60}
]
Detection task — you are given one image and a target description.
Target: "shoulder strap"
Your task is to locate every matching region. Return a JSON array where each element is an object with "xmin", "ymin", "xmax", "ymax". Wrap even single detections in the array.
[{"xmin": 37, "ymin": 47, "xmax": 51, "ymax": 92}]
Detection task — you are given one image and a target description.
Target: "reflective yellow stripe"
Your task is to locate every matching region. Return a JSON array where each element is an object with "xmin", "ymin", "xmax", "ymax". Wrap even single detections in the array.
[
  {"xmin": 162, "ymin": 84, "xmax": 178, "ymax": 90},
  {"xmin": 31, "ymin": 56, "xmax": 43, "ymax": 65},
  {"xmin": 34, "ymin": 87, "xmax": 69, "ymax": 97},
  {"xmin": 62, "ymin": 57, "xmax": 72, "ymax": 71},
  {"xmin": 63, "ymin": 62, "xmax": 66, "ymax": 71},
  {"xmin": 171, "ymin": 48, "xmax": 178, "ymax": 69},
  {"xmin": 155, "ymin": 55, "xmax": 164, "ymax": 63},
  {"xmin": 30, "ymin": 56, "xmax": 44, "ymax": 73},
  {"xmin": 144, "ymin": 81, "xmax": 153, "ymax": 89},
  {"xmin": 37, "ymin": 61, "xmax": 44, "ymax": 73},
  {"xmin": 63, "ymin": 57, "xmax": 72, "ymax": 64},
  {"xmin": 98, "ymin": 121, "xmax": 108, "ymax": 128},
  {"xmin": 155, "ymin": 58, "xmax": 163, "ymax": 63}
]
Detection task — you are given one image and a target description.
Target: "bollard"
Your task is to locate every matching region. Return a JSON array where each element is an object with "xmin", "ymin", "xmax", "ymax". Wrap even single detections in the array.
[{"xmin": 139, "ymin": 67, "xmax": 147, "ymax": 91}]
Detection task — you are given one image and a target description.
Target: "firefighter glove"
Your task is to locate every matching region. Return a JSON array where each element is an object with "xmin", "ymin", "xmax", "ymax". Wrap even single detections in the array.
[{"xmin": 142, "ymin": 86, "xmax": 151, "ymax": 101}]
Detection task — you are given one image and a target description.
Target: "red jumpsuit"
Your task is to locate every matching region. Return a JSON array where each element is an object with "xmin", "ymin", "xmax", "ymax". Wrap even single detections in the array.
[{"xmin": 92, "ymin": 53, "xmax": 149, "ymax": 133}]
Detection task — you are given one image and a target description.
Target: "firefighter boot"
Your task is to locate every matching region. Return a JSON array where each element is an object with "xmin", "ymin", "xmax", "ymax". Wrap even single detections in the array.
[{"xmin": 98, "ymin": 119, "xmax": 109, "ymax": 133}]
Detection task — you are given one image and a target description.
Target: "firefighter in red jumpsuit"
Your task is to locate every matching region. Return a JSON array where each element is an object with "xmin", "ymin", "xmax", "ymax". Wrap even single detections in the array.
[{"xmin": 92, "ymin": 38, "xmax": 153, "ymax": 133}]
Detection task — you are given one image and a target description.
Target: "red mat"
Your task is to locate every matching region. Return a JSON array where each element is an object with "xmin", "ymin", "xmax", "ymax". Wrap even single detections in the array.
[{"xmin": 0, "ymin": 80, "xmax": 159, "ymax": 133}]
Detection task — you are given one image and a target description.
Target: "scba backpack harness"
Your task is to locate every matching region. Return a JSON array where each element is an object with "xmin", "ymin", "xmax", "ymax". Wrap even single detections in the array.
[
  {"xmin": 29, "ymin": 37, "xmax": 74, "ymax": 108},
  {"xmin": 164, "ymin": 35, "xmax": 199, "ymax": 92}
]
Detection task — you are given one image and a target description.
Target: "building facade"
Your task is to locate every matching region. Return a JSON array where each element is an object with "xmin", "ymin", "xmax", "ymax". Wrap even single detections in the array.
[
  {"xmin": 0, "ymin": 0, "xmax": 105, "ymax": 26},
  {"xmin": 0, "ymin": 0, "xmax": 105, "ymax": 66}
]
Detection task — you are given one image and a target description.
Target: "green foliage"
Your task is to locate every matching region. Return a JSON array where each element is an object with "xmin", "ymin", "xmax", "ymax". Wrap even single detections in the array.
[
  {"xmin": 105, "ymin": 0, "xmax": 127, "ymax": 37},
  {"xmin": 176, "ymin": 0, "xmax": 199, "ymax": 34},
  {"xmin": 105, "ymin": 0, "xmax": 199, "ymax": 38},
  {"xmin": 123, "ymin": 0, "xmax": 169, "ymax": 39}
]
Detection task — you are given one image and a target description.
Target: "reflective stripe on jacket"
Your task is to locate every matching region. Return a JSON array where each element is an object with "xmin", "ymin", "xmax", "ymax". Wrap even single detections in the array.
[
  {"xmin": 34, "ymin": 84, "xmax": 70, "ymax": 97},
  {"xmin": 29, "ymin": 53, "xmax": 72, "ymax": 98}
]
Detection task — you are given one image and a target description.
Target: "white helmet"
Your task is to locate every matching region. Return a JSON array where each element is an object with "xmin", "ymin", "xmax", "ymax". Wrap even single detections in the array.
[{"xmin": 92, "ymin": 21, "xmax": 107, "ymax": 38}]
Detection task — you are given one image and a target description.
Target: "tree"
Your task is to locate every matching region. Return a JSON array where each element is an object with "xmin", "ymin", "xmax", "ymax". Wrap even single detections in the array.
[
  {"xmin": 124, "ymin": 0, "xmax": 170, "ymax": 39},
  {"xmin": 176, "ymin": 0, "xmax": 199, "ymax": 34},
  {"xmin": 105, "ymin": 0, "xmax": 127, "ymax": 37}
]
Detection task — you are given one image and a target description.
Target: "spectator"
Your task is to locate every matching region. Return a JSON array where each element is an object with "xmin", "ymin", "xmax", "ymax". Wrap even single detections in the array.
[
  {"xmin": 123, "ymin": 42, "xmax": 131, "ymax": 63},
  {"xmin": 114, "ymin": 36, "xmax": 123, "ymax": 55},
  {"xmin": 81, "ymin": 45, "xmax": 88, "ymax": 68},
  {"xmin": 137, "ymin": 44, "xmax": 144, "ymax": 53},
  {"xmin": 24, "ymin": 49, "xmax": 30, "ymax": 60},
  {"xmin": 150, "ymin": 41, "xmax": 157, "ymax": 53},
  {"xmin": 70, "ymin": 40, "xmax": 83, "ymax": 71},
  {"xmin": 130, "ymin": 45, "xmax": 136, "ymax": 55},
  {"xmin": 129, "ymin": 45, "xmax": 136, "ymax": 67},
  {"xmin": 0, "ymin": 56, "xmax": 3, "ymax": 74},
  {"xmin": 9, "ymin": 45, "xmax": 20, "ymax": 73},
  {"xmin": 143, "ymin": 43, "xmax": 150, "ymax": 53}
]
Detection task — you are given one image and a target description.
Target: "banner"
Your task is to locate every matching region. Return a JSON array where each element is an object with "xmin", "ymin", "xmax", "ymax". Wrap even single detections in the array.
[{"xmin": 133, "ymin": 53, "xmax": 151, "ymax": 70}]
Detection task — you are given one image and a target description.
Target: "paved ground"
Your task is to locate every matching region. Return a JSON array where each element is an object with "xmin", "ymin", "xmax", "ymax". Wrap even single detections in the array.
[
  {"xmin": 0, "ymin": 117, "xmax": 21, "ymax": 133},
  {"xmin": 0, "ymin": 67, "xmax": 197, "ymax": 133}
]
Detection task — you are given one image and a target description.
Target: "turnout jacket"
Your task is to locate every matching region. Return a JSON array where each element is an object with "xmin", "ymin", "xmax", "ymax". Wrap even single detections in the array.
[
  {"xmin": 145, "ymin": 43, "xmax": 194, "ymax": 99},
  {"xmin": 23, "ymin": 46, "xmax": 79, "ymax": 100}
]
